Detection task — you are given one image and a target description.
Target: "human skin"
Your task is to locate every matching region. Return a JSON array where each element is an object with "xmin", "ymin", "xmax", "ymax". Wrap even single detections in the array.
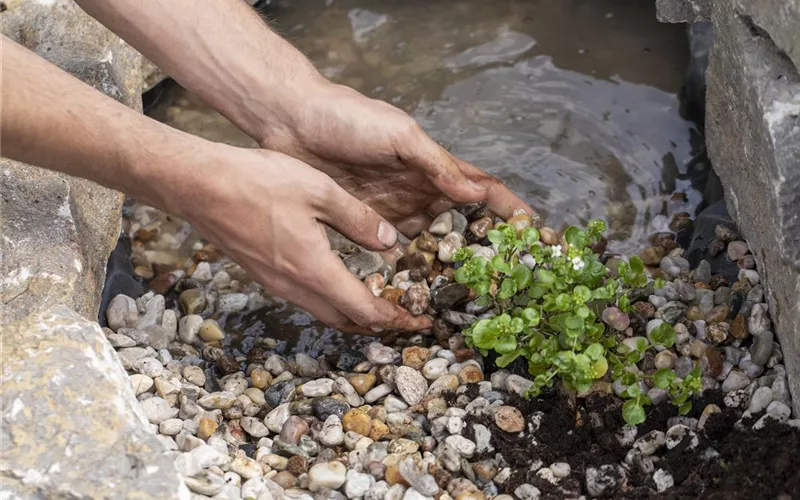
[{"xmin": 2, "ymin": 0, "xmax": 532, "ymax": 333}]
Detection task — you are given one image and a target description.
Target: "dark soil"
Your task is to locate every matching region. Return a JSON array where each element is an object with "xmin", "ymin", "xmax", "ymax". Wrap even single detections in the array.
[{"xmin": 458, "ymin": 387, "xmax": 800, "ymax": 499}]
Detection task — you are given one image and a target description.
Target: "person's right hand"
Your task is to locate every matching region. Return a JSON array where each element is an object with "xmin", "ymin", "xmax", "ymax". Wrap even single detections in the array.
[{"xmin": 168, "ymin": 144, "xmax": 433, "ymax": 334}]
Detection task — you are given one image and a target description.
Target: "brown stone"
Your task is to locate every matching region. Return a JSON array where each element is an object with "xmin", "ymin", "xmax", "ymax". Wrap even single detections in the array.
[
  {"xmin": 640, "ymin": 246, "xmax": 665, "ymax": 266},
  {"xmin": 473, "ymin": 460, "xmax": 498, "ymax": 482},
  {"xmin": 731, "ymin": 280, "xmax": 752, "ymax": 293},
  {"xmin": 429, "ymin": 463, "xmax": 453, "ymax": 490},
  {"xmin": 279, "ymin": 416, "xmax": 308, "ymax": 445},
  {"xmin": 685, "ymin": 306, "xmax": 704, "ymax": 321},
  {"xmin": 469, "ymin": 217, "xmax": 493, "ymax": 239},
  {"xmin": 369, "ymin": 419, "xmax": 390, "ymax": 441},
  {"xmin": 633, "ymin": 301, "xmax": 655, "ymax": 319},
  {"xmin": 706, "ymin": 305, "xmax": 729, "ymax": 324},
  {"xmin": 454, "ymin": 348, "xmax": 475, "ymax": 363},
  {"xmin": 385, "ymin": 464, "xmax": 409, "ymax": 486},
  {"xmin": 411, "ymin": 231, "xmax": 439, "ymax": 254},
  {"xmin": 494, "ymin": 406, "xmax": 524, "ymax": 433},
  {"xmin": 458, "ymin": 365, "xmax": 483, "ymax": 384},
  {"xmin": 730, "ymin": 313, "xmax": 749, "ymax": 339},
  {"xmin": 348, "ymin": 374, "xmax": 377, "ymax": 396},
  {"xmin": 402, "ymin": 346, "xmax": 431, "ymax": 370},
  {"xmin": 250, "ymin": 368, "xmax": 272, "ymax": 389},
  {"xmin": 380, "ymin": 287, "xmax": 405, "ymax": 305},
  {"xmin": 506, "ymin": 214, "xmax": 532, "ymax": 235},
  {"xmin": 707, "ymin": 323, "xmax": 730, "ymax": 345},
  {"xmin": 539, "ymin": 227, "xmax": 558, "ymax": 246},
  {"xmin": 342, "ymin": 409, "xmax": 371, "ymax": 436},
  {"xmin": 703, "ymin": 348, "xmax": 724, "ymax": 379},
  {"xmin": 286, "ymin": 455, "xmax": 308, "ymax": 475},
  {"xmin": 197, "ymin": 417, "xmax": 218, "ymax": 441}
]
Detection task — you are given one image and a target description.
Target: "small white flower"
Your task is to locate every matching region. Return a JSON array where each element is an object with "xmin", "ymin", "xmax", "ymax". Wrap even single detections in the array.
[
  {"xmin": 550, "ymin": 245, "xmax": 563, "ymax": 258},
  {"xmin": 571, "ymin": 256, "xmax": 585, "ymax": 271}
]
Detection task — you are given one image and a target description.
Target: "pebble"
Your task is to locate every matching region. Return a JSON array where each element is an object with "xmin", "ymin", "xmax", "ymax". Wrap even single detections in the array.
[
  {"xmin": 179, "ymin": 289, "xmax": 206, "ymax": 315},
  {"xmin": 198, "ymin": 391, "xmax": 237, "ymax": 410},
  {"xmin": 602, "ymin": 307, "xmax": 630, "ymax": 332},
  {"xmin": 133, "ymin": 357, "xmax": 164, "ymax": 378},
  {"xmin": 308, "ymin": 462, "xmax": 347, "ymax": 492},
  {"xmin": 313, "ymin": 397, "xmax": 350, "ymax": 421},
  {"xmin": 449, "ymin": 209, "xmax": 469, "ymax": 235},
  {"xmin": 505, "ymin": 375, "xmax": 534, "ymax": 396},
  {"xmin": 320, "ymin": 415, "xmax": 345, "ymax": 446},
  {"xmin": 140, "ymin": 397, "xmax": 178, "ymax": 424},
  {"xmin": 751, "ymin": 330, "xmax": 774, "ymax": 366},
  {"xmin": 342, "ymin": 409, "xmax": 372, "ymax": 436},
  {"xmin": 364, "ymin": 383, "xmax": 393, "ymax": 403},
  {"xmin": 438, "ymin": 232, "xmax": 466, "ymax": 263},
  {"xmin": 727, "ymin": 241, "xmax": 749, "ymax": 261},
  {"xmin": 265, "ymin": 404, "xmax": 292, "ymax": 433},
  {"xmin": 185, "ymin": 470, "xmax": 226, "ymax": 496},
  {"xmin": 345, "ymin": 470, "xmax": 374, "ymax": 499},
  {"xmin": 365, "ymin": 343, "xmax": 401, "ymax": 365},
  {"xmin": 106, "ymin": 294, "xmax": 139, "ymax": 331},
  {"xmin": 585, "ymin": 465, "xmax": 624, "ymax": 498},
  {"xmin": 665, "ymin": 424, "xmax": 698, "ymax": 450},
  {"xmin": 722, "ymin": 370, "xmax": 751, "ymax": 393},
  {"xmin": 217, "ymin": 293, "xmax": 248, "ymax": 313},
  {"xmin": 766, "ymin": 401, "xmax": 791, "ymax": 419},
  {"xmin": 229, "ymin": 455, "xmax": 263, "ymax": 479},
  {"xmin": 402, "ymin": 283, "xmax": 431, "ymax": 316},
  {"xmin": 445, "ymin": 435, "xmax": 476, "ymax": 458},
  {"xmin": 494, "ymin": 406, "xmax": 524, "ymax": 433},
  {"xmin": 301, "ymin": 378, "xmax": 334, "ymax": 397},
  {"xmin": 130, "ymin": 374, "xmax": 154, "ymax": 395},
  {"xmin": 349, "ymin": 374, "xmax": 377, "ymax": 396},
  {"xmin": 344, "ymin": 250, "xmax": 384, "ymax": 279},
  {"xmin": 280, "ymin": 416, "xmax": 309, "ymax": 444},
  {"xmin": 241, "ymin": 416, "xmax": 270, "ymax": 438},
  {"xmin": 653, "ymin": 469, "xmax": 674, "ymax": 493},
  {"xmin": 197, "ymin": 417, "xmax": 218, "ymax": 440},
  {"xmin": 514, "ymin": 484, "xmax": 541, "ymax": 500},
  {"xmin": 199, "ymin": 319, "xmax": 225, "ymax": 342},
  {"xmin": 747, "ymin": 386, "xmax": 774, "ymax": 413},
  {"xmin": 395, "ymin": 366, "xmax": 428, "ymax": 405}
]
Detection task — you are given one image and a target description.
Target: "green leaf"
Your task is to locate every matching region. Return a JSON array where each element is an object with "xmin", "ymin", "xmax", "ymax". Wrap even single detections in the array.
[
  {"xmin": 487, "ymin": 229, "xmax": 505, "ymax": 245},
  {"xmin": 584, "ymin": 343, "xmax": 604, "ymax": 361},
  {"xmin": 629, "ymin": 256, "xmax": 645, "ymax": 275},
  {"xmin": 454, "ymin": 267, "xmax": 470, "ymax": 284},
  {"xmin": 495, "ymin": 336, "xmax": 517, "ymax": 354},
  {"xmin": 499, "ymin": 278, "xmax": 518, "ymax": 299},
  {"xmin": 617, "ymin": 294, "xmax": 631, "ymax": 313},
  {"xmin": 496, "ymin": 351, "xmax": 521, "ymax": 368},
  {"xmin": 453, "ymin": 247, "xmax": 474, "ymax": 262},
  {"xmin": 473, "ymin": 280, "xmax": 491, "ymax": 296},
  {"xmin": 678, "ymin": 402, "xmax": 692, "ymax": 416},
  {"xmin": 573, "ymin": 285, "xmax": 592, "ymax": 303},
  {"xmin": 654, "ymin": 277, "xmax": 666, "ymax": 289},
  {"xmin": 575, "ymin": 305, "xmax": 591, "ymax": 319},
  {"xmin": 492, "ymin": 255, "xmax": 511, "ymax": 274},
  {"xmin": 555, "ymin": 293, "xmax": 572, "ymax": 311},
  {"xmin": 622, "ymin": 400, "xmax": 646, "ymax": 426},
  {"xmin": 625, "ymin": 385, "xmax": 641, "ymax": 398},
  {"xmin": 564, "ymin": 227, "xmax": 588, "ymax": 249},
  {"xmin": 521, "ymin": 227, "xmax": 540, "ymax": 247},
  {"xmin": 649, "ymin": 322, "xmax": 676, "ymax": 348},
  {"xmin": 565, "ymin": 314, "xmax": 584, "ymax": 331},
  {"xmin": 521, "ymin": 307, "xmax": 540, "ymax": 326},
  {"xmin": 537, "ymin": 269, "xmax": 556, "ymax": 284},
  {"xmin": 653, "ymin": 369, "xmax": 677, "ymax": 390},
  {"xmin": 529, "ymin": 283, "xmax": 549, "ymax": 299},
  {"xmin": 511, "ymin": 264, "xmax": 533, "ymax": 289}
]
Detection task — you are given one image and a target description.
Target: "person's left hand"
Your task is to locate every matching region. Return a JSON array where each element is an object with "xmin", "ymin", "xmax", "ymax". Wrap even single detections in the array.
[{"xmin": 258, "ymin": 81, "xmax": 534, "ymax": 237}]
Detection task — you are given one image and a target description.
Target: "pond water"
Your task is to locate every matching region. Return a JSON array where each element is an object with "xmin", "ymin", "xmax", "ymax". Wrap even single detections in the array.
[{"xmin": 140, "ymin": 0, "xmax": 703, "ymax": 356}]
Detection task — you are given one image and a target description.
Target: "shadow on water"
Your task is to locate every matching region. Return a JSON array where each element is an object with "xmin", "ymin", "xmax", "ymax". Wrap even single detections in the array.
[{"xmin": 144, "ymin": 0, "xmax": 703, "ymax": 355}]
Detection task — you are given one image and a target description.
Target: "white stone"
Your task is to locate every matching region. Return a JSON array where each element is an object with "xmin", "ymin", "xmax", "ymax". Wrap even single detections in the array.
[
  {"xmin": 395, "ymin": 366, "xmax": 428, "ymax": 405},
  {"xmin": 308, "ymin": 461, "xmax": 347, "ymax": 492},
  {"xmin": 229, "ymin": 455, "xmax": 264, "ymax": 480},
  {"xmin": 653, "ymin": 469, "xmax": 674, "ymax": 493},
  {"xmin": 319, "ymin": 415, "xmax": 345, "ymax": 446},
  {"xmin": 241, "ymin": 416, "xmax": 270, "ymax": 438},
  {"xmin": 444, "ymin": 435, "xmax": 476, "ymax": 458},
  {"xmin": 301, "ymin": 378, "xmax": 334, "ymax": 397},
  {"xmin": 159, "ymin": 418, "xmax": 183, "ymax": 435},
  {"xmin": 422, "ymin": 359, "xmax": 449, "ymax": 380},
  {"xmin": 364, "ymin": 383, "xmax": 393, "ymax": 403},
  {"xmin": 130, "ymin": 374, "xmax": 154, "ymax": 395},
  {"xmin": 344, "ymin": 469, "xmax": 373, "ymax": 498}
]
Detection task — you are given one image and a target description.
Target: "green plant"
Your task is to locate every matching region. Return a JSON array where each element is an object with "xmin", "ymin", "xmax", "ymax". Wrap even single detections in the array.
[{"xmin": 454, "ymin": 220, "xmax": 702, "ymax": 426}]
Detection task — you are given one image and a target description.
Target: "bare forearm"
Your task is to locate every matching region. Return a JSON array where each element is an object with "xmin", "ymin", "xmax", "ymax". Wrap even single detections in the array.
[
  {"xmin": 74, "ymin": 0, "xmax": 322, "ymax": 143},
  {"xmin": 0, "ymin": 36, "xmax": 206, "ymax": 216}
]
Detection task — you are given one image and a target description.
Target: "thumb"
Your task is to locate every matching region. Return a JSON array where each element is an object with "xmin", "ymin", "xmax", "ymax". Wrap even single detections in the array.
[
  {"xmin": 316, "ymin": 181, "xmax": 399, "ymax": 251},
  {"xmin": 394, "ymin": 122, "xmax": 488, "ymax": 203}
]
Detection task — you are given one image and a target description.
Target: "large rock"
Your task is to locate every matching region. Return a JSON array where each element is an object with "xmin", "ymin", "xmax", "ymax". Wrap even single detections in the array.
[
  {"xmin": 0, "ymin": 0, "xmax": 144, "ymax": 323},
  {"xmin": 733, "ymin": 0, "xmax": 800, "ymax": 70},
  {"xmin": 656, "ymin": 0, "xmax": 711, "ymax": 22},
  {"xmin": 0, "ymin": 306, "xmax": 189, "ymax": 499},
  {"xmin": 705, "ymin": 0, "xmax": 800, "ymax": 415}
]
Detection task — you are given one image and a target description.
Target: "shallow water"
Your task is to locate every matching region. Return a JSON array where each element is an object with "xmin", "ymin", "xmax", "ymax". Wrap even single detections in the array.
[{"xmin": 142, "ymin": 0, "xmax": 702, "ymax": 355}]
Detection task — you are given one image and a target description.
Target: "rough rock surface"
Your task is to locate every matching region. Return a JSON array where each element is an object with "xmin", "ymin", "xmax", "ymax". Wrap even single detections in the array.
[
  {"xmin": 0, "ymin": 0, "xmax": 144, "ymax": 324},
  {"xmin": 733, "ymin": 0, "xmax": 800, "ymax": 70},
  {"xmin": 705, "ymin": 0, "xmax": 800, "ymax": 414},
  {"xmin": 656, "ymin": 0, "xmax": 711, "ymax": 22},
  {"xmin": 0, "ymin": 306, "xmax": 188, "ymax": 499}
]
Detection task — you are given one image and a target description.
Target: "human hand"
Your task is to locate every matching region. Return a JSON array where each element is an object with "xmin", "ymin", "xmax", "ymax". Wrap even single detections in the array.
[
  {"xmin": 258, "ymin": 81, "xmax": 534, "ymax": 236},
  {"xmin": 173, "ymin": 144, "xmax": 432, "ymax": 334}
]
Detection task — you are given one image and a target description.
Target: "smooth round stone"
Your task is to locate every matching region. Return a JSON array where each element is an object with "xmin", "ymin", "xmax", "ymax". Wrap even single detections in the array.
[
  {"xmin": 182, "ymin": 365, "xmax": 206, "ymax": 386},
  {"xmin": 312, "ymin": 397, "xmax": 350, "ymax": 421},
  {"xmin": 665, "ymin": 425, "xmax": 698, "ymax": 450},
  {"xmin": 265, "ymin": 404, "xmax": 291, "ymax": 433},
  {"xmin": 422, "ymin": 358, "xmax": 449, "ymax": 380},
  {"xmin": 364, "ymin": 383, "xmax": 393, "ymax": 403},
  {"xmin": 308, "ymin": 461, "xmax": 347, "ymax": 492},
  {"xmin": 657, "ymin": 302, "xmax": 686, "ymax": 325},
  {"xmin": 722, "ymin": 370, "xmax": 751, "ymax": 393},
  {"xmin": 660, "ymin": 256, "xmax": 689, "ymax": 277},
  {"xmin": 344, "ymin": 250, "xmax": 384, "ymax": 279},
  {"xmin": 494, "ymin": 406, "xmax": 524, "ymax": 433},
  {"xmin": 106, "ymin": 294, "xmax": 138, "ymax": 331},
  {"xmin": 654, "ymin": 351, "xmax": 676, "ymax": 370},
  {"xmin": 364, "ymin": 342, "xmax": 400, "ymax": 365},
  {"xmin": 159, "ymin": 418, "xmax": 183, "ymax": 436},
  {"xmin": 348, "ymin": 374, "xmax": 377, "ymax": 396},
  {"xmin": 199, "ymin": 319, "xmax": 225, "ymax": 342},
  {"xmin": 343, "ymin": 409, "xmax": 372, "ymax": 436},
  {"xmin": 445, "ymin": 435, "xmax": 476, "ymax": 458},
  {"xmin": 602, "ymin": 307, "xmax": 630, "ymax": 332},
  {"xmin": 748, "ymin": 304, "xmax": 771, "ymax": 335},
  {"xmin": 241, "ymin": 416, "xmax": 270, "ymax": 438},
  {"xmin": 438, "ymin": 232, "xmax": 466, "ymax": 263},
  {"xmin": 319, "ymin": 415, "xmax": 345, "ymax": 446},
  {"xmin": 345, "ymin": 470, "xmax": 374, "ymax": 499},
  {"xmin": 738, "ymin": 269, "xmax": 760, "ymax": 285},
  {"xmin": 185, "ymin": 470, "xmax": 226, "ymax": 496},
  {"xmin": 751, "ymin": 330, "xmax": 774, "ymax": 366},
  {"xmin": 429, "ymin": 212, "xmax": 453, "ymax": 235},
  {"xmin": 449, "ymin": 209, "xmax": 469, "ymax": 235},
  {"xmin": 693, "ymin": 260, "xmax": 712, "ymax": 284},
  {"xmin": 505, "ymin": 375, "xmax": 534, "ymax": 397},
  {"xmin": 727, "ymin": 241, "xmax": 749, "ymax": 261},
  {"xmin": 514, "ymin": 484, "xmax": 541, "ymax": 500},
  {"xmin": 747, "ymin": 386, "xmax": 774, "ymax": 413},
  {"xmin": 179, "ymin": 289, "xmax": 207, "ymax": 315},
  {"xmin": 766, "ymin": 401, "xmax": 791, "ymax": 419},
  {"xmin": 280, "ymin": 415, "xmax": 309, "ymax": 445},
  {"xmin": 301, "ymin": 378, "xmax": 334, "ymax": 397}
]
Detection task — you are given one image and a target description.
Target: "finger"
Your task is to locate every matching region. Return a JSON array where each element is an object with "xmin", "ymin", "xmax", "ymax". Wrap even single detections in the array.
[
  {"xmin": 263, "ymin": 275, "xmax": 377, "ymax": 335},
  {"xmin": 396, "ymin": 213, "xmax": 433, "ymax": 238},
  {"xmin": 309, "ymin": 250, "xmax": 433, "ymax": 331},
  {"xmin": 453, "ymin": 157, "xmax": 535, "ymax": 220},
  {"xmin": 393, "ymin": 123, "xmax": 489, "ymax": 203},
  {"xmin": 314, "ymin": 181, "xmax": 399, "ymax": 251}
]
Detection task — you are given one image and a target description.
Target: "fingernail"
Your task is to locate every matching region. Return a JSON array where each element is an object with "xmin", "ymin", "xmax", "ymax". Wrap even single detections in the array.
[
  {"xmin": 467, "ymin": 179, "xmax": 488, "ymax": 192},
  {"xmin": 377, "ymin": 221, "xmax": 398, "ymax": 248}
]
